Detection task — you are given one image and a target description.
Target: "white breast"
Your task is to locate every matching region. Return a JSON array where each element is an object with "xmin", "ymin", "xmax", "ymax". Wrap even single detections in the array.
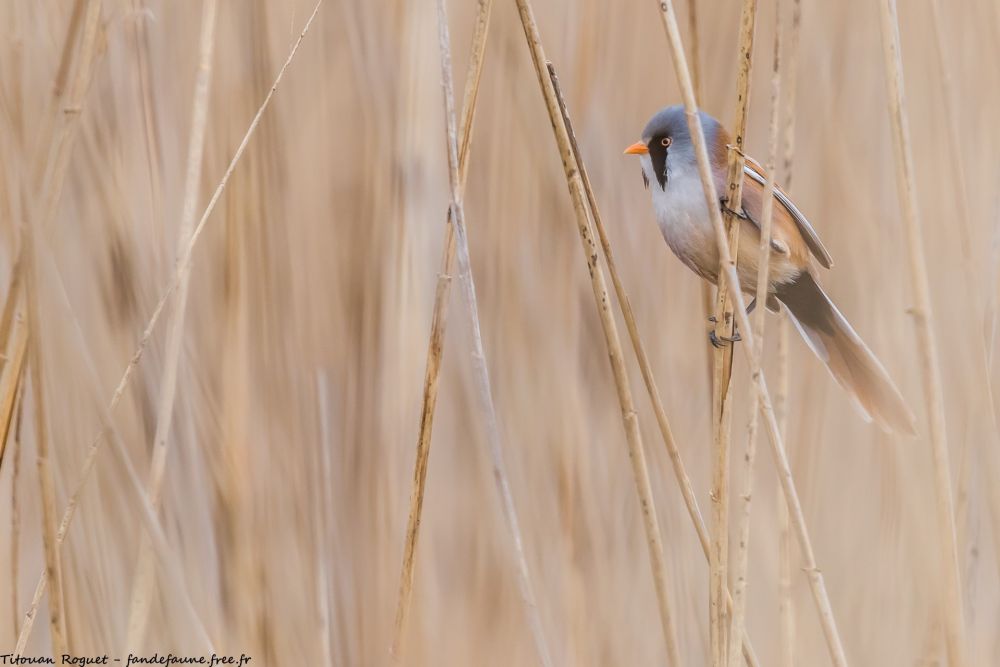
[{"xmin": 639, "ymin": 155, "xmax": 718, "ymax": 278}]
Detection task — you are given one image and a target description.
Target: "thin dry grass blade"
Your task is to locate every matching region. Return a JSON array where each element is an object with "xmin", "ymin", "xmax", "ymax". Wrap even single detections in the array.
[
  {"xmin": 0, "ymin": 251, "xmax": 27, "ymax": 469},
  {"xmin": 728, "ymin": 6, "xmax": 781, "ymax": 664},
  {"xmin": 877, "ymin": 1, "xmax": 967, "ymax": 664},
  {"xmin": 14, "ymin": 1, "xmax": 324, "ymax": 651},
  {"xmin": 11, "ymin": 0, "xmax": 105, "ymax": 656},
  {"xmin": 776, "ymin": 2, "xmax": 803, "ymax": 664},
  {"xmin": 0, "ymin": 306, "xmax": 27, "ymax": 468},
  {"xmin": 8, "ymin": 368, "xmax": 25, "ymax": 638},
  {"xmin": 390, "ymin": 0, "xmax": 495, "ymax": 659},
  {"xmin": 553, "ymin": 60, "xmax": 760, "ymax": 667},
  {"xmin": 127, "ymin": 0, "xmax": 167, "ymax": 250},
  {"xmin": 652, "ymin": 1, "xmax": 849, "ymax": 664},
  {"xmin": 123, "ymin": 0, "xmax": 218, "ymax": 651},
  {"xmin": 513, "ymin": 2, "xmax": 682, "ymax": 659},
  {"xmin": 711, "ymin": 2, "xmax": 757, "ymax": 662},
  {"xmin": 432, "ymin": 1, "xmax": 553, "ymax": 665},
  {"xmin": 25, "ymin": 223, "xmax": 68, "ymax": 657}
]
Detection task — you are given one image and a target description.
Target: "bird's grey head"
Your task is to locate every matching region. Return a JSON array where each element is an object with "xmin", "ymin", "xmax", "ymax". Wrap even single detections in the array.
[{"xmin": 627, "ymin": 105, "xmax": 721, "ymax": 191}]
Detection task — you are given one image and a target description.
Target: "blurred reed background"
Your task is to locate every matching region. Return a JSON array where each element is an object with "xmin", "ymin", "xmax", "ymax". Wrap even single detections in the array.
[{"xmin": 1, "ymin": 0, "xmax": 999, "ymax": 665}]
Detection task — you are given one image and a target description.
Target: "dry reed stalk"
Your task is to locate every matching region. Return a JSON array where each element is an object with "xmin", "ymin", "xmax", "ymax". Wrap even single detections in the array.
[
  {"xmin": 0, "ymin": 251, "xmax": 27, "ymax": 469},
  {"xmin": 4, "ymin": 0, "xmax": 101, "ymax": 425},
  {"xmin": 127, "ymin": 0, "xmax": 167, "ymax": 249},
  {"xmin": 686, "ymin": 0, "xmax": 715, "ymax": 423},
  {"xmin": 877, "ymin": 2, "xmax": 967, "ymax": 664},
  {"xmin": 123, "ymin": 0, "xmax": 218, "ymax": 651},
  {"xmin": 390, "ymin": 0, "xmax": 494, "ymax": 659},
  {"xmin": 550, "ymin": 62, "xmax": 760, "ymax": 667},
  {"xmin": 927, "ymin": 0, "xmax": 1000, "ymax": 594},
  {"xmin": 27, "ymin": 0, "xmax": 89, "ymax": 189},
  {"xmin": 513, "ymin": 2, "xmax": 681, "ymax": 660},
  {"xmin": 0, "ymin": 309, "xmax": 27, "ymax": 467},
  {"xmin": 710, "ymin": 1, "xmax": 757, "ymax": 662},
  {"xmin": 9, "ymin": 377, "xmax": 25, "ymax": 637},
  {"xmin": 9, "ymin": 0, "xmax": 105, "ymax": 657},
  {"xmin": 728, "ymin": 6, "xmax": 781, "ymax": 664},
  {"xmin": 13, "ymin": 1, "xmax": 324, "ymax": 650},
  {"xmin": 25, "ymin": 223, "xmax": 68, "ymax": 657},
  {"xmin": 653, "ymin": 2, "xmax": 849, "ymax": 664},
  {"xmin": 776, "ymin": 2, "xmax": 802, "ymax": 664},
  {"xmin": 926, "ymin": 0, "xmax": 973, "ymax": 267},
  {"xmin": 38, "ymin": 239, "xmax": 215, "ymax": 651},
  {"xmin": 36, "ymin": 0, "xmax": 102, "ymax": 232},
  {"xmin": 432, "ymin": 2, "xmax": 553, "ymax": 665},
  {"xmin": 686, "ymin": 0, "xmax": 702, "ymax": 103},
  {"xmin": 52, "ymin": 0, "xmax": 87, "ymax": 100}
]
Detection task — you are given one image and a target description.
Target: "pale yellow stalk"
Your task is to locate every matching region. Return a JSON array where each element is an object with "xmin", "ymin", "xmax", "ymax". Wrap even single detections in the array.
[
  {"xmin": 26, "ymin": 223, "xmax": 67, "ymax": 657},
  {"xmin": 777, "ymin": 2, "xmax": 803, "ymax": 665},
  {"xmin": 14, "ymin": 1, "xmax": 324, "ymax": 651},
  {"xmin": 124, "ymin": 0, "xmax": 218, "ymax": 651},
  {"xmin": 433, "ymin": 2, "xmax": 554, "ymax": 665},
  {"xmin": 711, "ymin": 1, "xmax": 757, "ymax": 662},
  {"xmin": 554, "ymin": 59, "xmax": 760, "ymax": 667},
  {"xmin": 877, "ymin": 1, "xmax": 967, "ymax": 664},
  {"xmin": 728, "ymin": 6, "xmax": 781, "ymax": 663},
  {"xmin": 391, "ymin": 0, "xmax": 496, "ymax": 659},
  {"xmin": 653, "ymin": 1, "xmax": 848, "ymax": 663},
  {"xmin": 513, "ymin": 1, "xmax": 682, "ymax": 660}
]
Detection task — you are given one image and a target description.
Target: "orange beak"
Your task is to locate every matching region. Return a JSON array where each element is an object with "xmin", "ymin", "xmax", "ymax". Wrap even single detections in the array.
[{"xmin": 623, "ymin": 140, "xmax": 649, "ymax": 155}]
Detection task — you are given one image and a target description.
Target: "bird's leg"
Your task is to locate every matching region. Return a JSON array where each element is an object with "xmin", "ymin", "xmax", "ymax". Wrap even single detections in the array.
[
  {"xmin": 745, "ymin": 296, "xmax": 756, "ymax": 315},
  {"xmin": 707, "ymin": 310, "xmax": 743, "ymax": 348}
]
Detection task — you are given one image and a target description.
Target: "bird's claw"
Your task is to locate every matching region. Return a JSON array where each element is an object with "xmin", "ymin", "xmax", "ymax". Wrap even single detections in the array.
[
  {"xmin": 709, "ymin": 329, "xmax": 742, "ymax": 349},
  {"xmin": 719, "ymin": 196, "xmax": 751, "ymax": 221}
]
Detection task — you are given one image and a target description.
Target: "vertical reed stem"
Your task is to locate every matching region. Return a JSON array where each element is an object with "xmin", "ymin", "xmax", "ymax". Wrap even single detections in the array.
[
  {"xmin": 553, "ymin": 60, "xmax": 760, "ymax": 667},
  {"xmin": 513, "ymin": 1, "xmax": 682, "ymax": 660},
  {"xmin": 652, "ymin": 1, "xmax": 848, "ymax": 663},
  {"xmin": 433, "ymin": 2, "xmax": 554, "ymax": 665},
  {"xmin": 877, "ymin": 2, "xmax": 967, "ymax": 664},
  {"xmin": 776, "ymin": 3, "xmax": 802, "ymax": 665},
  {"xmin": 124, "ymin": 0, "xmax": 218, "ymax": 651},
  {"xmin": 25, "ymin": 223, "xmax": 68, "ymax": 658},
  {"xmin": 728, "ymin": 5, "xmax": 780, "ymax": 663},
  {"xmin": 391, "ymin": 0, "xmax": 495, "ymax": 658},
  {"xmin": 711, "ymin": 1, "xmax": 757, "ymax": 662},
  {"xmin": 14, "ymin": 1, "xmax": 323, "ymax": 651}
]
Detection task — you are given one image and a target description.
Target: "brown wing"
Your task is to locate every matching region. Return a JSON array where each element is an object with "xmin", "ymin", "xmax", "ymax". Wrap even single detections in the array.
[
  {"xmin": 712, "ymin": 162, "xmax": 812, "ymax": 272},
  {"xmin": 742, "ymin": 157, "xmax": 834, "ymax": 269}
]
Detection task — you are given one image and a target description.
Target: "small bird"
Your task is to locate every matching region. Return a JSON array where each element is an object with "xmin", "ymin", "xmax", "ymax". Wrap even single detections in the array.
[{"xmin": 625, "ymin": 105, "xmax": 916, "ymax": 435}]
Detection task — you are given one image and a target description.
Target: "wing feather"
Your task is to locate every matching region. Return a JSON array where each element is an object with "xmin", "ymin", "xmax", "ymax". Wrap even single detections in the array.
[{"xmin": 742, "ymin": 159, "xmax": 834, "ymax": 269}]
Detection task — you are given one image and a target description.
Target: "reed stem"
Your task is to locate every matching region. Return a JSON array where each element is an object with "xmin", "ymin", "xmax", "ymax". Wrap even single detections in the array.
[
  {"xmin": 433, "ymin": 2, "xmax": 554, "ymax": 665},
  {"xmin": 512, "ymin": 2, "xmax": 683, "ymax": 658},
  {"xmin": 653, "ymin": 1, "xmax": 849, "ymax": 663},
  {"xmin": 776, "ymin": 2, "xmax": 803, "ymax": 664},
  {"xmin": 14, "ymin": 2, "xmax": 324, "ymax": 650},
  {"xmin": 728, "ymin": 5, "xmax": 781, "ymax": 663},
  {"xmin": 711, "ymin": 1, "xmax": 757, "ymax": 662},
  {"xmin": 124, "ymin": 0, "xmax": 218, "ymax": 651},
  {"xmin": 552, "ymin": 58, "xmax": 760, "ymax": 667},
  {"xmin": 391, "ymin": 0, "xmax": 497, "ymax": 659},
  {"xmin": 877, "ymin": 1, "xmax": 967, "ymax": 664}
]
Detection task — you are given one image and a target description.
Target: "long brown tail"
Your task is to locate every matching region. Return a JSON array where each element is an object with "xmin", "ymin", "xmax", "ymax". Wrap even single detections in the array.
[{"xmin": 775, "ymin": 272, "xmax": 917, "ymax": 435}]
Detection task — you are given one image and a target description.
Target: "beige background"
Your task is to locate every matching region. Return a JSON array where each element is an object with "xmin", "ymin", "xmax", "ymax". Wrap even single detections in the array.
[{"xmin": 1, "ymin": 0, "xmax": 999, "ymax": 665}]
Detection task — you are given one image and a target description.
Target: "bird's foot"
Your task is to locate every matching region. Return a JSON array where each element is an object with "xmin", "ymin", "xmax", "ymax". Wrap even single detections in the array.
[
  {"xmin": 709, "ymin": 329, "xmax": 742, "ymax": 349},
  {"xmin": 719, "ymin": 196, "xmax": 752, "ymax": 221}
]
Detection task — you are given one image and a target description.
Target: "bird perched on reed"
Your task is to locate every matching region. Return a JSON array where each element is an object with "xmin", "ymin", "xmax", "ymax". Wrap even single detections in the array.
[{"xmin": 625, "ymin": 105, "xmax": 916, "ymax": 435}]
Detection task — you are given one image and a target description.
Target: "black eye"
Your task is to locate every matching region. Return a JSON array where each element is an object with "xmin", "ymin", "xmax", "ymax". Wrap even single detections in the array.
[{"xmin": 661, "ymin": 137, "xmax": 672, "ymax": 147}]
